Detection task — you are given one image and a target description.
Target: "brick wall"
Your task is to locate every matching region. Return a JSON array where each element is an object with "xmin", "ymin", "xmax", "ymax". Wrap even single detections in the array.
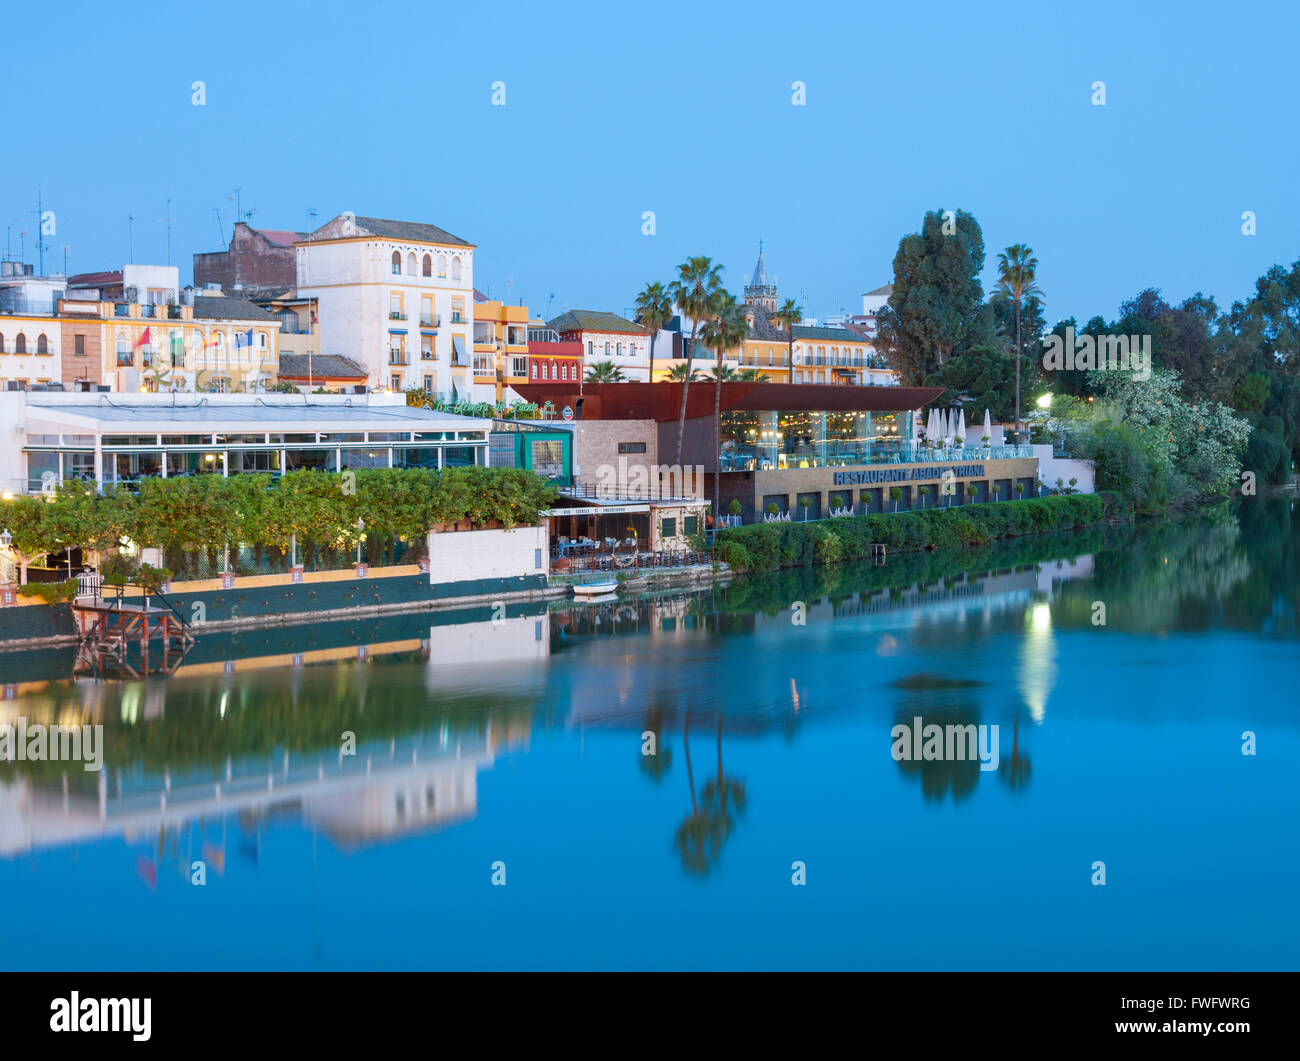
[{"xmin": 60, "ymin": 321, "xmax": 102, "ymax": 388}]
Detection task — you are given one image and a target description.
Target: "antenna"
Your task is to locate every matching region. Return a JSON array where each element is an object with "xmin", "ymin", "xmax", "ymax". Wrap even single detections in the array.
[
  {"xmin": 34, "ymin": 190, "xmax": 46, "ymax": 275},
  {"xmin": 214, "ymin": 208, "xmax": 226, "ymax": 246},
  {"xmin": 128, "ymin": 214, "xmax": 135, "ymax": 264},
  {"xmin": 306, "ymin": 207, "xmax": 317, "ymax": 232},
  {"xmin": 156, "ymin": 197, "xmax": 173, "ymax": 265},
  {"xmin": 62, "ymin": 245, "xmax": 70, "ymax": 275}
]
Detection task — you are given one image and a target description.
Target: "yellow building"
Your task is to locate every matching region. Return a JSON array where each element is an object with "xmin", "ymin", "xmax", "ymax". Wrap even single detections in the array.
[{"xmin": 472, "ymin": 294, "xmax": 530, "ymax": 401}]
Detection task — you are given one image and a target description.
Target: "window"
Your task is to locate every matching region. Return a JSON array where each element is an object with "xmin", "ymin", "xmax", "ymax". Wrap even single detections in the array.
[
  {"xmin": 421, "ymin": 295, "xmax": 434, "ymax": 325},
  {"xmin": 391, "ymin": 375, "xmax": 402, "ymax": 391},
  {"xmin": 423, "ymin": 375, "xmax": 433, "ymax": 393},
  {"xmin": 75, "ymin": 334, "xmax": 86, "ymax": 355},
  {"xmin": 530, "ymin": 440, "xmax": 565, "ymax": 478},
  {"xmin": 684, "ymin": 516, "xmax": 699, "ymax": 535},
  {"xmin": 450, "ymin": 256, "xmax": 462, "ymax": 283},
  {"xmin": 616, "ymin": 342, "xmax": 622, "ymax": 356},
  {"xmin": 604, "ymin": 342, "xmax": 610, "ymax": 356},
  {"xmin": 422, "ymin": 254, "xmax": 432, "ymax": 277},
  {"xmin": 534, "ymin": 548, "xmax": 542, "ymax": 570},
  {"xmin": 278, "ymin": 309, "xmax": 299, "ymax": 334},
  {"xmin": 389, "ymin": 334, "xmax": 407, "ymax": 365},
  {"xmin": 587, "ymin": 341, "xmax": 593, "ymax": 357},
  {"xmin": 0, "ymin": 332, "xmax": 5, "ymax": 354},
  {"xmin": 389, "ymin": 292, "xmax": 404, "ymax": 319},
  {"xmin": 532, "ymin": 362, "xmax": 539, "ymax": 378},
  {"xmin": 436, "ymin": 254, "xmax": 447, "ymax": 278},
  {"xmin": 116, "ymin": 333, "xmax": 130, "ymax": 366},
  {"xmin": 406, "ymin": 252, "xmax": 417, "ymax": 276},
  {"xmin": 391, "ymin": 251, "xmax": 401, "ymax": 275},
  {"xmin": 451, "ymin": 297, "xmax": 464, "ymax": 323},
  {"xmin": 511, "ymin": 356, "xmax": 527, "ymax": 376},
  {"xmin": 543, "ymin": 363, "xmax": 551, "ymax": 380},
  {"xmin": 617, "ymin": 442, "xmax": 646, "ymax": 454},
  {"xmin": 255, "ymin": 331, "xmax": 267, "ymax": 349},
  {"xmin": 660, "ymin": 518, "xmax": 676, "ymax": 538},
  {"xmin": 421, "ymin": 335, "xmax": 434, "ymax": 360},
  {"xmin": 36, "ymin": 334, "xmax": 49, "ymax": 354},
  {"xmin": 15, "ymin": 333, "xmax": 26, "ymax": 354}
]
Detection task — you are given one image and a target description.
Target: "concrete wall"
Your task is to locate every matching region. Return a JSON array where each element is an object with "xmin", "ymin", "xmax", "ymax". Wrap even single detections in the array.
[
  {"xmin": 1031, "ymin": 445, "xmax": 1095, "ymax": 494},
  {"xmin": 426, "ymin": 526, "xmax": 549, "ymax": 587},
  {"xmin": 566, "ymin": 419, "xmax": 658, "ymax": 484}
]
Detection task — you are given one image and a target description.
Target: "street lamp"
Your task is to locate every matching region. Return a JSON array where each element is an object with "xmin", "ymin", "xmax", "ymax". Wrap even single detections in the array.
[{"xmin": 355, "ymin": 517, "xmax": 365, "ymax": 566}]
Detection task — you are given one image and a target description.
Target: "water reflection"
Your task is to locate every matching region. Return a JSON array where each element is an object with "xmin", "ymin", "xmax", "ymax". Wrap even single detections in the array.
[{"xmin": 1, "ymin": 501, "xmax": 1296, "ymax": 882}]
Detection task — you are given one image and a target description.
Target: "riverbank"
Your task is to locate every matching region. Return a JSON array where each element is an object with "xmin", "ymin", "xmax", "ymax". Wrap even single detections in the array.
[{"xmin": 713, "ymin": 494, "xmax": 1115, "ymax": 572}]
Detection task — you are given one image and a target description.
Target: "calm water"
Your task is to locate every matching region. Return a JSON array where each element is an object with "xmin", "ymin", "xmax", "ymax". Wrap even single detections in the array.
[{"xmin": 1, "ymin": 501, "xmax": 1296, "ymax": 970}]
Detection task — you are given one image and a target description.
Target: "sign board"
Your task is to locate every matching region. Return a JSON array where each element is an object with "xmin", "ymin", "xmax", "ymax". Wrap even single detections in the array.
[
  {"xmin": 561, "ymin": 405, "xmax": 574, "ymax": 421},
  {"xmin": 833, "ymin": 464, "xmax": 988, "ymax": 485}
]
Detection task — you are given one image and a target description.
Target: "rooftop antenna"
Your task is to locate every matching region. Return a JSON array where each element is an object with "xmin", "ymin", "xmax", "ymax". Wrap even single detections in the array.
[
  {"xmin": 214, "ymin": 208, "xmax": 226, "ymax": 246},
  {"xmin": 128, "ymin": 214, "xmax": 135, "ymax": 264},
  {"xmin": 62, "ymin": 245, "xmax": 70, "ymax": 275},
  {"xmin": 34, "ymin": 190, "xmax": 46, "ymax": 276},
  {"xmin": 305, "ymin": 207, "xmax": 317, "ymax": 232}
]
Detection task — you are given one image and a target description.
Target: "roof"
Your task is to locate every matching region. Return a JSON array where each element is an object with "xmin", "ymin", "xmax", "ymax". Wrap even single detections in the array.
[
  {"xmin": 354, "ymin": 216, "xmax": 471, "ymax": 247},
  {"xmin": 740, "ymin": 306, "xmax": 789, "ymax": 342},
  {"xmin": 19, "ymin": 394, "xmax": 490, "ymax": 434},
  {"xmin": 547, "ymin": 309, "xmax": 646, "ymax": 336},
  {"xmin": 67, "ymin": 270, "xmax": 123, "ymax": 287},
  {"xmin": 864, "ymin": 284, "xmax": 893, "ymax": 297},
  {"xmin": 793, "ymin": 324, "xmax": 873, "ymax": 342},
  {"xmin": 276, "ymin": 354, "xmax": 367, "ymax": 381},
  {"xmin": 192, "ymin": 295, "xmax": 277, "ymax": 322},
  {"xmin": 747, "ymin": 243, "xmax": 774, "ymax": 291},
  {"xmin": 255, "ymin": 229, "xmax": 304, "ymax": 247},
  {"xmin": 514, "ymin": 382, "xmax": 943, "ymax": 422}
]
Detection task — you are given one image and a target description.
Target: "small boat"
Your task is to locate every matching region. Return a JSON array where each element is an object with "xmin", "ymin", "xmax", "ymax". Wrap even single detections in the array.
[{"xmin": 572, "ymin": 579, "xmax": 619, "ymax": 598}]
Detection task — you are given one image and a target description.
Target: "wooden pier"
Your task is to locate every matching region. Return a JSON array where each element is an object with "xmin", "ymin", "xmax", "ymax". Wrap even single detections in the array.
[{"xmin": 72, "ymin": 596, "xmax": 195, "ymax": 679}]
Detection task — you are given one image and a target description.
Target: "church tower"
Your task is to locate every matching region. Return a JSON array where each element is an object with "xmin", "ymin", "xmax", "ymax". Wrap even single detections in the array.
[{"xmin": 743, "ymin": 241, "xmax": 777, "ymax": 313}]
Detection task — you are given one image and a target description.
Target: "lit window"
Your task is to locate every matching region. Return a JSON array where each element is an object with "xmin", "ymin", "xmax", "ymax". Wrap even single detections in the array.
[{"xmin": 391, "ymin": 251, "xmax": 401, "ymax": 275}]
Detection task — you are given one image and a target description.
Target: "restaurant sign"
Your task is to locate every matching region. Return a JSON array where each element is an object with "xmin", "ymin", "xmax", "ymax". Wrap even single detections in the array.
[{"xmin": 833, "ymin": 464, "xmax": 987, "ymax": 485}]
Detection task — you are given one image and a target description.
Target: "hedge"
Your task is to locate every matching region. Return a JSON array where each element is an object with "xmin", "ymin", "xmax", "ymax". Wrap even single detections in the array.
[{"xmin": 715, "ymin": 495, "xmax": 1110, "ymax": 572}]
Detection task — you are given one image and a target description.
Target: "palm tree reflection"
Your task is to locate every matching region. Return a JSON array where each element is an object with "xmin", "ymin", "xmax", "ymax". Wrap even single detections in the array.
[{"xmin": 674, "ymin": 712, "xmax": 747, "ymax": 876}]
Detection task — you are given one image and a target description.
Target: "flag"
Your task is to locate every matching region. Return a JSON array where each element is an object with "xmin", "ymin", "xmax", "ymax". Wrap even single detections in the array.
[{"xmin": 134, "ymin": 326, "xmax": 151, "ymax": 350}]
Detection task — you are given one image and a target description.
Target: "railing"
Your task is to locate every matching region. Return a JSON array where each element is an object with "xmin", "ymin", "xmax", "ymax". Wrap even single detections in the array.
[
  {"xmin": 420, "ymin": 315, "xmax": 440, "ymax": 327},
  {"xmin": 718, "ymin": 443, "xmax": 1034, "ymax": 472},
  {"xmin": 389, "ymin": 311, "xmax": 407, "ymax": 320},
  {"xmin": 0, "ymin": 297, "xmax": 58, "ymax": 316},
  {"xmin": 551, "ymin": 546, "xmax": 713, "ymax": 576}
]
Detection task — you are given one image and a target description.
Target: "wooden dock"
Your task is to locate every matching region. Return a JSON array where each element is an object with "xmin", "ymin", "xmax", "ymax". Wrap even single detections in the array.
[{"xmin": 72, "ymin": 597, "xmax": 195, "ymax": 679}]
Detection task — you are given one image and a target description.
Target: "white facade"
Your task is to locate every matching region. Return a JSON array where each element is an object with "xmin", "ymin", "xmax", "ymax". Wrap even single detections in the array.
[
  {"xmin": 579, "ymin": 329, "xmax": 650, "ymax": 381},
  {"xmin": 425, "ymin": 525, "xmax": 548, "ymax": 586},
  {"xmin": 295, "ymin": 213, "xmax": 486, "ymax": 402},
  {"xmin": 0, "ymin": 313, "xmax": 61, "ymax": 389},
  {"xmin": 122, "ymin": 265, "xmax": 179, "ymax": 305}
]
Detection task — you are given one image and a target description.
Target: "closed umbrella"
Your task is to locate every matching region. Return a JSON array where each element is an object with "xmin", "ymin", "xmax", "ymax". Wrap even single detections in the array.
[
  {"xmin": 983, "ymin": 408, "xmax": 992, "ymax": 444},
  {"xmin": 957, "ymin": 407, "xmax": 967, "ymax": 444}
]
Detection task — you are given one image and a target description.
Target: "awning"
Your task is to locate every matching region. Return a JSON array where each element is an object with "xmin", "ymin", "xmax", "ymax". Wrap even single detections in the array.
[
  {"xmin": 451, "ymin": 335, "xmax": 467, "ymax": 357},
  {"xmin": 388, "ymin": 328, "xmax": 407, "ymax": 335}
]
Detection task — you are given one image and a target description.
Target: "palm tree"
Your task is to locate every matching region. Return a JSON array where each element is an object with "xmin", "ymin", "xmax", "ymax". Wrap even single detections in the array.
[
  {"xmin": 699, "ymin": 293, "xmax": 749, "ymax": 521},
  {"xmin": 668, "ymin": 257, "xmax": 723, "ymax": 463},
  {"xmin": 774, "ymin": 297, "xmax": 803, "ymax": 377},
  {"xmin": 666, "ymin": 363, "xmax": 702, "ymax": 382},
  {"xmin": 992, "ymin": 244, "xmax": 1042, "ymax": 440},
  {"xmin": 738, "ymin": 368, "xmax": 770, "ymax": 382},
  {"xmin": 697, "ymin": 713, "xmax": 747, "ymax": 872},
  {"xmin": 585, "ymin": 360, "xmax": 626, "ymax": 383},
  {"xmin": 634, "ymin": 281, "xmax": 673, "ymax": 384}
]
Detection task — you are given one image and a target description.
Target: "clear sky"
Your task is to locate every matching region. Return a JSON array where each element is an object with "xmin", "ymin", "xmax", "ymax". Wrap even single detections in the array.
[{"xmin": 4, "ymin": 0, "xmax": 1296, "ymax": 325}]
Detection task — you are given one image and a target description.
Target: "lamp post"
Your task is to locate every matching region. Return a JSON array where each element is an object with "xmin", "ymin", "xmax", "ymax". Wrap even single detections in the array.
[{"xmin": 0, "ymin": 527, "xmax": 12, "ymax": 590}]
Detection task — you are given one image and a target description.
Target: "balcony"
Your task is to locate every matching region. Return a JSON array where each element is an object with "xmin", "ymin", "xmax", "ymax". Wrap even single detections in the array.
[
  {"xmin": 718, "ymin": 441, "xmax": 1035, "ymax": 472},
  {"xmin": 388, "ymin": 353, "xmax": 409, "ymax": 367},
  {"xmin": 450, "ymin": 314, "xmax": 464, "ymax": 324},
  {"xmin": 420, "ymin": 314, "xmax": 441, "ymax": 328},
  {"xmin": 389, "ymin": 311, "xmax": 407, "ymax": 321}
]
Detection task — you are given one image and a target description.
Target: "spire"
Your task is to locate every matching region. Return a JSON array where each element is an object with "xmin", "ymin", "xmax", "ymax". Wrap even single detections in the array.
[
  {"xmin": 750, "ymin": 240, "xmax": 770, "ymax": 289},
  {"xmin": 745, "ymin": 240, "xmax": 777, "ymax": 311}
]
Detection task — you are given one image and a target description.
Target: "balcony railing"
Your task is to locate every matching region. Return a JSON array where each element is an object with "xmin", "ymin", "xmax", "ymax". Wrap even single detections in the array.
[
  {"xmin": 420, "ymin": 315, "xmax": 441, "ymax": 327},
  {"xmin": 389, "ymin": 311, "xmax": 407, "ymax": 321},
  {"xmin": 718, "ymin": 442, "xmax": 1035, "ymax": 472}
]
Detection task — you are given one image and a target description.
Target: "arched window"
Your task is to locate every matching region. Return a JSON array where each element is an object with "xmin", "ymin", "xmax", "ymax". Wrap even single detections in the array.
[
  {"xmin": 450, "ymin": 256, "xmax": 462, "ymax": 284},
  {"xmin": 116, "ymin": 333, "xmax": 129, "ymax": 365},
  {"xmin": 604, "ymin": 342, "xmax": 610, "ymax": 356},
  {"xmin": 587, "ymin": 341, "xmax": 593, "ymax": 356},
  {"xmin": 255, "ymin": 331, "xmax": 267, "ymax": 349},
  {"xmin": 532, "ymin": 362, "xmax": 539, "ymax": 378},
  {"xmin": 15, "ymin": 333, "xmax": 26, "ymax": 354},
  {"xmin": 616, "ymin": 342, "xmax": 622, "ymax": 356},
  {"xmin": 36, "ymin": 334, "xmax": 48, "ymax": 354},
  {"xmin": 422, "ymin": 254, "xmax": 432, "ymax": 277},
  {"xmin": 406, "ymin": 252, "xmax": 416, "ymax": 276},
  {"xmin": 391, "ymin": 251, "xmax": 401, "ymax": 275},
  {"xmin": 0, "ymin": 332, "xmax": 5, "ymax": 353},
  {"xmin": 436, "ymin": 255, "xmax": 448, "ymax": 278}
]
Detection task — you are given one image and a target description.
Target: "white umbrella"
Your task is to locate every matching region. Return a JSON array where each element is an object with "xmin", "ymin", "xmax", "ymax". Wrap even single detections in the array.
[
  {"xmin": 942, "ymin": 409, "xmax": 952, "ymax": 441},
  {"xmin": 983, "ymin": 408, "xmax": 992, "ymax": 443},
  {"xmin": 957, "ymin": 407, "xmax": 967, "ymax": 444},
  {"xmin": 926, "ymin": 408, "xmax": 936, "ymax": 441}
]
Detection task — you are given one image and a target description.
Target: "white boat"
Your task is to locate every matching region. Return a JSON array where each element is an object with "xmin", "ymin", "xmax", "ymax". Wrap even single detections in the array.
[{"xmin": 572, "ymin": 580, "xmax": 619, "ymax": 598}]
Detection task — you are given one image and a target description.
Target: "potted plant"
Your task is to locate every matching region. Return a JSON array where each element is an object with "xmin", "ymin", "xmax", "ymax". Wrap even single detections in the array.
[
  {"xmin": 728, "ymin": 498, "xmax": 742, "ymax": 525},
  {"xmin": 991, "ymin": 483, "xmax": 1003, "ymax": 502},
  {"xmin": 918, "ymin": 485, "xmax": 930, "ymax": 509},
  {"xmin": 1068, "ymin": 476, "xmax": 1079, "ymax": 494},
  {"xmin": 766, "ymin": 501, "xmax": 779, "ymax": 521},
  {"xmin": 981, "ymin": 433, "xmax": 991, "ymax": 457},
  {"xmin": 889, "ymin": 486, "xmax": 902, "ymax": 512},
  {"xmin": 798, "ymin": 496, "xmax": 812, "ymax": 521},
  {"xmin": 1015, "ymin": 482, "xmax": 1025, "ymax": 499}
]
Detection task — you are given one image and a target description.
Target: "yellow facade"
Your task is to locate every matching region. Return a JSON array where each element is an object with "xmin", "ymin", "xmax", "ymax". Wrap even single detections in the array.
[
  {"xmin": 472, "ymin": 299, "xmax": 531, "ymax": 401},
  {"xmin": 737, "ymin": 337, "xmax": 792, "ymax": 383}
]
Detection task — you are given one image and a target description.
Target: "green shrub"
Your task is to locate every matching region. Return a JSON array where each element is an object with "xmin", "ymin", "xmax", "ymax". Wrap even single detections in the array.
[{"xmin": 21, "ymin": 579, "xmax": 78, "ymax": 605}]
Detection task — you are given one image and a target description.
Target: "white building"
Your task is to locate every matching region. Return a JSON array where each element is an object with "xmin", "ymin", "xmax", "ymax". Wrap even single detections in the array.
[
  {"xmin": 852, "ymin": 283, "xmax": 893, "ymax": 339},
  {"xmin": 546, "ymin": 309, "xmax": 650, "ymax": 381},
  {"xmin": 0, "ymin": 273, "xmax": 63, "ymax": 389},
  {"xmin": 295, "ymin": 213, "xmax": 486, "ymax": 402}
]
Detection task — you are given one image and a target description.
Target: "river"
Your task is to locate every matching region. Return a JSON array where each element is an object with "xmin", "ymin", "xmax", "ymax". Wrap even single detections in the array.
[{"xmin": 1, "ymin": 499, "xmax": 1296, "ymax": 970}]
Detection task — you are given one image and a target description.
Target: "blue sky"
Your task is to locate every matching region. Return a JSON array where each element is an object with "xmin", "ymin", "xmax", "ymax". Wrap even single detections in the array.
[{"xmin": 4, "ymin": 0, "xmax": 1296, "ymax": 325}]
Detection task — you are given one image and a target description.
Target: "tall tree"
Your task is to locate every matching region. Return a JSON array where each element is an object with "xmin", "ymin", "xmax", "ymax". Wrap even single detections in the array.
[
  {"xmin": 668, "ymin": 257, "xmax": 723, "ymax": 463},
  {"xmin": 774, "ymin": 297, "xmax": 803, "ymax": 376},
  {"xmin": 634, "ymin": 281, "xmax": 673, "ymax": 383},
  {"xmin": 991, "ymin": 243, "xmax": 1042, "ymax": 438},
  {"xmin": 699, "ymin": 294, "xmax": 749, "ymax": 521},
  {"xmin": 875, "ymin": 208, "xmax": 989, "ymax": 385}
]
